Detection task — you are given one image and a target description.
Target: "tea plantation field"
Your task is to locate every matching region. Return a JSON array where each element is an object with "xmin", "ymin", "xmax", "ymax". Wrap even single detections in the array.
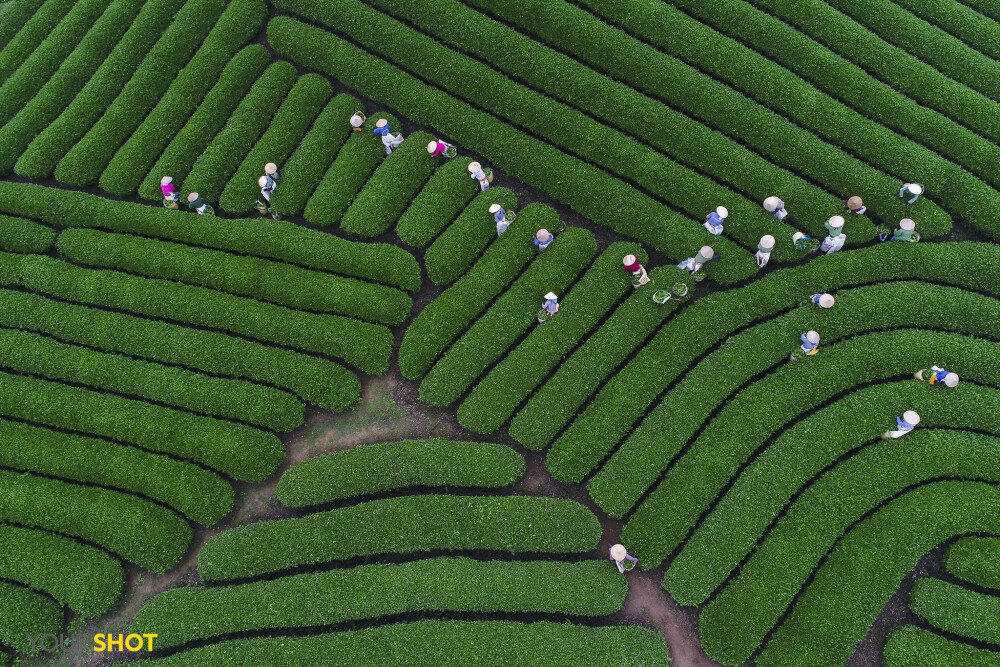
[{"xmin": 0, "ymin": 0, "xmax": 998, "ymax": 665}]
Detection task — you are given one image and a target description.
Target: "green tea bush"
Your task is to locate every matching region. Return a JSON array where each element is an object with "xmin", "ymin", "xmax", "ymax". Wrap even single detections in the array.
[
  {"xmin": 276, "ymin": 438, "xmax": 524, "ymax": 506},
  {"xmin": 911, "ymin": 578, "xmax": 1000, "ymax": 645},
  {"xmin": 423, "ymin": 188, "xmax": 516, "ymax": 286},
  {"xmin": 396, "ymin": 157, "xmax": 479, "ymax": 248},
  {"xmin": 946, "ymin": 537, "xmax": 1000, "ymax": 590},
  {"xmin": 0, "ymin": 580, "xmax": 61, "ymax": 655},
  {"xmin": 884, "ymin": 625, "xmax": 1000, "ymax": 667}
]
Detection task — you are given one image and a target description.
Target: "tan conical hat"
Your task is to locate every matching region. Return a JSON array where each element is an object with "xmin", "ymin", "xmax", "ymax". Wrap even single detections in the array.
[
  {"xmin": 536, "ymin": 229, "xmax": 550, "ymax": 242},
  {"xmin": 610, "ymin": 544, "xmax": 627, "ymax": 561},
  {"xmin": 264, "ymin": 162, "xmax": 277, "ymax": 175},
  {"xmin": 903, "ymin": 410, "xmax": 920, "ymax": 425},
  {"xmin": 187, "ymin": 192, "xmax": 199, "ymax": 202},
  {"xmin": 160, "ymin": 176, "xmax": 172, "ymax": 185},
  {"xmin": 763, "ymin": 196, "xmax": 781, "ymax": 212},
  {"xmin": 759, "ymin": 235, "xmax": 775, "ymax": 249},
  {"xmin": 847, "ymin": 196, "xmax": 863, "ymax": 210},
  {"xmin": 544, "ymin": 292, "xmax": 557, "ymax": 300},
  {"xmin": 258, "ymin": 175, "xmax": 268, "ymax": 188},
  {"xmin": 375, "ymin": 118, "xmax": 387, "ymax": 128},
  {"xmin": 489, "ymin": 204, "xmax": 502, "ymax": 213},
  {"xmin": 427, "ymin": 141, "xmax": 438, "ymax": 153},
  {"xmin": 468, "ymin": 161, "xmax": 481, "ymax": 173},
  {"xmin": 818, "ymin": 294, "xmax": 835, "ymax": 308},
  {"xmin": 899, "ymin": 218, "xmax": 915, "ymax": 231},
  {"xmin": 715, "ymin": 206, "xmax": 728, "ymax": 218},
  {"xmin": 805, "ymin": 330, "xmax": 820, "ymax": 344},
  {"xmin": 944, "ymin": 373, "xmax": 959, "ymax": 387}
]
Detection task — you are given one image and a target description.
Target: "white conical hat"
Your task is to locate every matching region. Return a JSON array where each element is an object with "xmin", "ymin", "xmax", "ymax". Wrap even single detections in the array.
[
  {"xmin": 187, "ymin": 192, "xmax": 199, "ymax": 202},
  {"xmin": 489, "ymin": 204, "xmax": 502, "ymax": 213},
  {"xmin": 544, "ymin": 292, "xmax": 557, "ymax": 300},
  {"xmin": 792, "ymin": 231, "xmax": 806, "ymax": 243},
  {"xmin": 759, "ymin": 234, "xmax": 775, "ymax": 249},
  {"xmin": 827, "ymin": 215, "xmax": 845, "ymax": 229},
  {"xmin": 160, "ymin": 176, "xmax": 172, "ymax": 185},
  {"xmin": 536, "ymin": 229, "xmax": 550, "ymax": 242},
  {"xmin": 818, "ymin": 294, "xmax": 835, "ymax": 308},
  {"xmin": 944, "ymin": 373, "xmax": 959, "ymax": 388},
  {"xmin": 906, "ymin": 183, "xmax": 923, "ymax": 195},
  {"xmin": 375, "ymin": 118, "xmax": 387, "ymax": 128},
  {"xmin": 610, "ymin": 544, "xmax": 627, "ymax": 561},
  {"xmin": 903, "ymin": 410, "xmax": 920, "ymax": 425},
  {"xmin": 696, "ymin": 245, "xmax": 714, "ymax": 263},
  {"xmin": 623, "ymin": 254, "xmax": 637, "ymax": 267},
  {"xmin": 763, "ymin": 196, "xmax": 781, "ymax": 212},
  {"xmin": 264, "ymin": 162, "xmax": 277, "ymax": 175},
  {"xmin": 350, "ymin": 113, "xmax": 364, "ymax": 127},
  {"xmin": 258, "ymin": 175, "xmax": 268, "ymax": 188},
  {"xmin": 468, "ymin": 161, "xmax": 481, "ymax": 173},
  {"xmin": 805, "ymin": 330, "xmax": 820, "ymax": 344},
  {"xmin": 427, "ymin": 141, "xmax": 438, "ymax": 153},
  {"xmin": 716, "ymin": 206, "xmax": 728, "ymax": 218},
  {"xmin": 899, "ymin": 218, "xmax": 915, "ymax": 230}
]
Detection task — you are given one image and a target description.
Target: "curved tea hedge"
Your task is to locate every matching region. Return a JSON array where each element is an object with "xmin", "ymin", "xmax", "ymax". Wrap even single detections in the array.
[
  {"xmin": 276, "ymin": 439, "xmax": 525, "ymax": 507},
  {"xmin": 130, "ymin": 621, "xmax": 671, "ymax": 666},
  {"xmin": 198, "ymin": 495, "xmax": 602, "ymax": 581},
  {"xmin": 885, "ymin": 625, "xmax": 1000, "ymax": 667},
  {"xmin": 911, "ymin": 578, "xmax": 1000, "ymax": 646},
  {"xmin": 947, "ymin": 537, "xmax": 1000, "ymax": 590}
]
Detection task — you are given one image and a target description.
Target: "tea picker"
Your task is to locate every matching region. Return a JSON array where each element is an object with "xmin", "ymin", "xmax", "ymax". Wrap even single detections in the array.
[
  {"xmin": 160, "ymin": 176, "xmax": 179, "ymax": 209},
  {"xmin": 900, "ymin": 183, "xmax": 923, "ymax": 205},
  {"xmin": 538, "ymin": 292, "xmax": 559, "ymax": 323},
  {"xmin": 703, "ymin": 206, "xmax": 727, "ymax": 236},
  {"xmin": 468, "ymin": 161, "xmax": 492, "ymax": 191},
  {"xmin": 846, "ymin": 196, "xmax": 866, "ymax": 215},
  {"xmin": 263, "ymin": 162, "xmax": 280, "ymax": 186},
  {"xmin": 883, "ymin": 410, "xmax": 920, "ymax": 439},
  {"xmin": 256, "ymin": 176, "xmax": 280, "ymax": 219},
  {"xmin": 350, "ymin": 111, "xmax": 366, "ymax": 131},
  {"xmin": 187, "ymin": 192, "xmax": 213, "ymax": 215},
  {"xmin": 811, "ymin": 293, "xmax": 835, "ymax": 308},
  {"xmin": 677, "ymin": 246, "xmax": 717, "ymax": 281},
  {"xmin": 373, "ymin": 119, "xmax": 404, "ymax": 155},
  {"xmin": 755, "ymin": 235, "xmax": 775, "ymax": 268},
  {"xmin": 490, "ymin": 203, "xmax": 514, "ymax": 236},
  {"xmin": 763, "ymin": 196, "xmax": 787, "ymax": 222},
  {"xmin": 790, "ymin": 330, "xmax": 820, "ymax": 361},
  {"xmin": 915, "ymin": 366, "xmax": 959, "ymax": 387},
  {"xmin": 609, "ymin": 544, "xmax": 638, "ymax": 573},
  {"xmin": 820, "ymin": 215, "xmax": 846, "ymax": 254},
  {"xmin": 890, "ymin": 218, "xmax": 919, "ymax": 242},
  {"xmin": 534, "ymin": 228, "xmax": 553, "ymax": 252},
  {"xmin": 426, "ymin": 139, "xmax": 457, "ymax": 159},
  {"xmin": 622, "ymin": 254, "xmax": 650, "ymax": 288}
]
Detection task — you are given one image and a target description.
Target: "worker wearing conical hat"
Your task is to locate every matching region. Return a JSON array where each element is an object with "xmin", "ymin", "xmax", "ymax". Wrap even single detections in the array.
[
  {"xmin": 373, "ymin": 119, "xmax": 404, "ymax": 154},
  {"xmin": 845, "ymin": 196, "xmax": 866, "ymax": 215},
  {"xmin": 350, "ymin": 111, "xmax": 366, "ymax": 131},
  {"xmin": 891, "ymin": 218, "xmax": 916, "ymax": 242},
  {"xmin": 622, "ymin": 254, "xmax": 650, "ymax": 288},
  {"xmin": 900, "ymin": 183, "xmax": 923, "ymax": 205},
  {"xmin": 763, "ymin": 196, "xmax": 787, "ymax": 222},
  {"xmin": 677, "ymin": 245, "xmax": 716, "ymax": 274},
  {"xmin": 609, "ymin": 544, "xmax": 638, "ymax": 573},
  {"xmin": 160, "ymin": 176, "xmax": 179, "ymax": 209},
  {"xmin": 426, "ymin": 139, "xmax": 455, "ymax": 159},
  {"xmin": 263, "ymin": 162, "xmax": 279, "ymax": 185},
  {"xmin": 490, "ymin": 203, "xmax": 510, "ymax": 235},
  {"xmin": 538, "ymin": 292, "xmax": 559, "ymax": 323},
  {"xmin": 258, "ymin": 175, "xmax": 274, "ymax": 203},
  {"xmin": 755, "ymin": 235, "xmax": 775, "ymax": 268},
  {"xmin": 469, "ymin": 161, "xmax": 490, "ymax": 191},
  {"xmin": 811, "ymin": 293, "xmax": 835, "ymax": 308},
  {"xmin": 187, "ymin": 192, "xmax": 210, "ymax": 215},
  {"xmin": 915, "ymin": 366, "xmax": 959, "ymax": 387},
  {"xmin": 703, "ymin": 206, "xmax": 727, "ymax": 236},
  {"xmin": 534, "ymin": 228, "xmax": 553, "ymax": 252},
  {"xmin": 799, "ymin": 330, "xmax": 820, "ymax": 355},
  {"xmin": 883, "ymin": 410, "xmax": 920, "ymax": 439},
  {"xmin": 820, "ymin": 215, "xmax": 846, "ymax": 254}
]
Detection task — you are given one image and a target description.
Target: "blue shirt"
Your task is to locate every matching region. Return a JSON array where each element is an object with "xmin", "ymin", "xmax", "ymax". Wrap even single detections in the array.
[
  {"xmin": 896, "ymin": 416, "xmax": 915, "ymax": 430},
  {"xmin": 373, "ymin": 124, "xmax": 391, "ymax": 137},
  {"xmin": 707, "ymin": 212, "xmax": 725, "ymax": 227},
  {"xmin": 800, "ymin": 334, "xmax": 817, "ymax": 351},
  {"xmin": 534, "ymin": 235, "xmax": 553, "ymax": 248},
  {"xmin": 934, "ymin": 370, "xmax": 949, "ymax": 382},
  {"xmin": 493, "ymin": 209, "xmax": 506, "ymax": 223}
]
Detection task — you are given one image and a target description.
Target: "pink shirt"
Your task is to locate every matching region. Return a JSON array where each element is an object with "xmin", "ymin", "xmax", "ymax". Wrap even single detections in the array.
[
  {"xmin": 429, "ymin": 142, "xmax": 446, "ymax": 157},
  {"xmin": 161, "ymin": 183, "xmax": 177, "ymax": 198}
]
